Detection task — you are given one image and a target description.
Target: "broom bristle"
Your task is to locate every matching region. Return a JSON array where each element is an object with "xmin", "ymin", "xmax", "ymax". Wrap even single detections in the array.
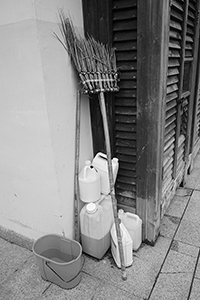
[{"xmin": 55, "ymin": 10, "xmax": 119, "ymax": 94}]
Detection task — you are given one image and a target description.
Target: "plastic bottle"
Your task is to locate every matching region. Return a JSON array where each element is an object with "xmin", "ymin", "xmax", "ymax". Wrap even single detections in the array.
[
  {"xmin": 80, "ymin": 195, "xmax": 114, "ymax": 259},
  {"xmin": 78, "ymin": 160, "xmax": 101, "ymax": 203},
  {"xmin": 110, "ymin": 221, "xmax": 133, "ymax": 268},
  {"xmin": 92, "ymin": 152, "xmax": 119, "ymax": 195},
  {"xmin": 118, "ymin": 209, "xmax": 142, "ymax": 251}
]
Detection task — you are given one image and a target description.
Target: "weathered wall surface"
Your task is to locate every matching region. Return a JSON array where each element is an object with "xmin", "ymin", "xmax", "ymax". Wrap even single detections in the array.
[{"xmin": 0, "ymin": 0, "xmax": 93, "ymax": 240}]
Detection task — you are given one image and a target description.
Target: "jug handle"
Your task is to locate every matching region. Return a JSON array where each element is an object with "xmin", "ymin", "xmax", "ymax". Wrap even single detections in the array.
[
  {"xmin": 126, "ymin": 213, "xmax": 138, "ymax": 221},
  {"xmin": 97, "ymin": 152, "xmax": 107, "ymax": 160},
  {"xmin": 83, "ymin": 165, "xmax": 95, "ymax": 178},
  {"xmin": 83, "ymin": 166, "xmax": 88, "ymax": 178},
  {"xmin": 97, "ymin": 194, "xmax": 111, "ymax": 205}
]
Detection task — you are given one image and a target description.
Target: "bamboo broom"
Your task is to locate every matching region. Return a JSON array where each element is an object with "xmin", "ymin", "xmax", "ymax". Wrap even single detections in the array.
[{"xmin": 55, "ymin": 12, "xmax": 127, "ymax": 280}]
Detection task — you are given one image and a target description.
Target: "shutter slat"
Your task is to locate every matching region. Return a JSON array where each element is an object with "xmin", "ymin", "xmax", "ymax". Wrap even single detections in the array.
[
  {"xmin": 113, "ymin": 19, "xmax": 137, "ymax": 31},
  {"xmin": 113, "ymin": 1, "xmax": 136, "ymax": 10},
  {"xmin": 113, "ymin": 8, "xmax": 136, "ymax": 20}
]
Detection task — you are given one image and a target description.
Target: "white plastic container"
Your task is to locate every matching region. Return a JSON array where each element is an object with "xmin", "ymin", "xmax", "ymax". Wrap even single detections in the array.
[
  {"xmin": 92, "ymin": 152, "xmax": 119, "ymax": 195},
  {"xmin": 80, "ymin": 195, "xmax": 114, "ymax": 259},
  {"xmin": 78, "ymin": 160, "xmax": 101, "ymax": 203},
  {"xmin": 118, "ymin": 209, "xmax": 142, "ymax": 251},
  {"xmin": 110, "ymin": 221, "xmax": 133, "ymax": 268}
]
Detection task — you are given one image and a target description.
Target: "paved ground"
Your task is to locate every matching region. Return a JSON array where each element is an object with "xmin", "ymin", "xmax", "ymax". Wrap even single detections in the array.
[{"xmin": 0, "ymin": 153, "xmax": 200, "ymax": 299}]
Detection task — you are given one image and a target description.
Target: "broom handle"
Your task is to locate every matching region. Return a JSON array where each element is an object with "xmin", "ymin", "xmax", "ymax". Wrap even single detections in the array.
[
  {"xmin": 99, "ymin": 91, "xmax": 127, "ymax": 281},
  {"xmin": 74, "ymin": 90, "xmax": 81, "ymax": 243}
]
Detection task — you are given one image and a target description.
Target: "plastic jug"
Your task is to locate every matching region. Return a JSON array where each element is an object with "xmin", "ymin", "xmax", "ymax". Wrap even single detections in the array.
[
  {"xmin": 118, "ymin": 209, "xmax": 142, "ymax": 251},
  {"xmin": 92, "ymin": 152, "xmax": 119, "ymax": 195},
  {"xmin": 110, "ymin": 221, "xmax": 133, "ymax": 268},
  {"xmin": 79, "ymin": 160, "xmax": 101, "ymax": 203},
  {"xmin": 80, "ymin": 195, "xmax": 114, "ymax": 259}
]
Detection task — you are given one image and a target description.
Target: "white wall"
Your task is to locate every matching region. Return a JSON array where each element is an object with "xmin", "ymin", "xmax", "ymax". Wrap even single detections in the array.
[{"xmin": 0, "ymin": 0, "xmax": 93, "ymax": 240}]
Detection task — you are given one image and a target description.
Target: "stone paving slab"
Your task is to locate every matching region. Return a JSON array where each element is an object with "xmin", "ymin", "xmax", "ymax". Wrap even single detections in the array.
[
  {"xmin": 40, "ymin": 272, "xmax": 101, "ymax": 300},
  {"xmin": 149, "ymin": 273, "xmax": 193, "ymax": 300},
  {"xmin": 175, "ymin": 218, "xmax": 200, "ymax": 248},
  {"xmin": 91, "ymin": 281, "xmax": 142, "ymax": 300},
  {"xmin": 0, "ymin": 255, "xmax": 50, "ymax": 300},
  {"xmin": 160, "ymin": 215, "xmax": 180, "ymax": 239},
  {"xmin": 165, "ymin": 191, "xmax": 190, "ymax": 219},
  {"xmin": 161, "ymin": 249, "xmax": 197, "ymax": 274},
  {"xmin": 149, "ymin": 245, "xmax": 198, "ymax": 300},
  {"xmin": 40, "ymin": 274, "xmax": 143, "ymax": 300},
  {"xmin": 183, "ymin": 190, "xmax": 200, "ymax": 224},
  {"xmin": 0, "ymin": 239, "xmax": 32, "ymax": 284},
  {"xmin": 195, "ymin": 256, "xmax": 200, "ymax": 279},
  {"xmin": 170, "ymin": 240, "xmax": 199, "ymax": 258},
  {"xmin": 189, "ymin": 278, "xmax": 200, "ymax": 300},
  {"xmin": 82, "ymin": 236, "xmax": 171, "ymax": 299}
]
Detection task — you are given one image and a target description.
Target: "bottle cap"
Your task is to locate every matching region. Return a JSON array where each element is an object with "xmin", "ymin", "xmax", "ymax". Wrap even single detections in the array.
[{"xmin": 86, "ymin": 203, "xmax": 97, "ymax": 214}]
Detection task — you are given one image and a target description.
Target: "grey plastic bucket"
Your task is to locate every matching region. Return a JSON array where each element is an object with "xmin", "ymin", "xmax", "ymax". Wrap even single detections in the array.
[{"xmin": 33, "ymin": 234, "xmax": 82, "ymax": 289}]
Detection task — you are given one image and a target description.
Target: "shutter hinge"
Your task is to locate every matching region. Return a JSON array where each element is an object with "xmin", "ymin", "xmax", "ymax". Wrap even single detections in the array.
[{"xmin": 169, "ymin": 0, "xmax": 173, "ymax": 7}]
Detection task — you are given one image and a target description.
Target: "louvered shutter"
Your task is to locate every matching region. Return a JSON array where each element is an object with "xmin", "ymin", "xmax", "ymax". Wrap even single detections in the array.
[
  {"xmin": 191, "ymin": 52, "xmax": 200, "ymax": 156},
  {"xmin": 188, "ymin": 0, "xmax": 200, "ymax": 161},
  {"xmin": 112, "ymin": 0, "xmax": 137, "ymax": 209},
  {"xmin": 162, "ymin": 0, "xmax": 199, "ymax": 214},
  {"xmin": 193, "ymin": 81, "xmax": 200, "ymax": 147},
  {"xmin": 162, "ymin": 0, "xmax": 183, "ymax": 212},
  {"xmin": 196, "ymin": 85, "xmax": 200, "ymax": 139}
]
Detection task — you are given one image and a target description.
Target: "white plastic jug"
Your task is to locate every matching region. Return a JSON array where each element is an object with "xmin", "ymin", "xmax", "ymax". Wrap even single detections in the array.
[
  {"xmin": 118, "ymin": 209, "xmax": 142, "ymax": 251},
  {"xmin": 80, "ymin": 195, "xmax": 114, "ymax": 259},
  {"xmin": 79, "ymin": 160, "xmax": 101, "ymax": 203},
  {"xmin": 92, "ymin": 152, "xmax": 119, "ymax": 195},
  {"xmin": 110, "ymin": 221, "xmax": 133, "ymax": 268}
]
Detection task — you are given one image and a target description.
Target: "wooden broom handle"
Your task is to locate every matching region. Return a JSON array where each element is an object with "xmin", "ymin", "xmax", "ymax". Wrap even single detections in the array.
[
  {"xmin": 99, "ymin": 91, "xmax": 127, "ymax": 280},
  {"xmin": 74, "ymin": 90, "xmax": 81, "ymax": 243}
]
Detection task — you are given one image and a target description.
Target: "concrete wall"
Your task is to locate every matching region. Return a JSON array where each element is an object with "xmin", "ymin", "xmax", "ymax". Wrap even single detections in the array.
[{"xmin": 0, "ymin": 0, "xmax": 93, "ymax": 240}]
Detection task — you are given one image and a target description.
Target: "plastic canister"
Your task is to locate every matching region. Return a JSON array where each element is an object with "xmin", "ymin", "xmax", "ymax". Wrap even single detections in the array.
[
  {"xmin": 110, "ymin": 221, "xmax": 133, "ymax": 268},
  {"xmin": 92, "ymin": 152, "xmax": 119, "ymax": 195},
  {"xmin": 80, "ymin": 195, "xmax": 114, "ymax": 259},
  {"xmin": 78, "ymin": 160, "xmax": 101, "ymax": 203},
  {"xmin": 118, "ymin": 209, "xmax": 142, "ymax": 251}
]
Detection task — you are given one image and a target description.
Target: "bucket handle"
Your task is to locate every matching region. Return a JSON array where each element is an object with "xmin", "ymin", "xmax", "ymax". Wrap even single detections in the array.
[{"xmin": 45, "ymin": 260, "xmax": 82, "ymax": 284}]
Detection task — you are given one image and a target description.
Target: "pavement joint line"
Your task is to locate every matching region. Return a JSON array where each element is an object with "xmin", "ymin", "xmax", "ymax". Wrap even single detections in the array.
[
  {"xmin": 147, "ymin": 187, "xmax": 194, "ymax": 300},
  {"xmin": 187, "ymin": 248, "xmax": 200, "ymax": 300},
  {"xmin": 81, "ymin": 269, "xmax": 94, "ymax": 277},
  {"xmin": 161, "ymin": 271, "xmax": 196, "ymax": 275},
  {"xmin": 173, "ymin": 238, "xmax": 200, "ymax": 249},
  {"xmin": 41, "ymin": 283, "xmax": 52, "ymax": 295},
  {"xmin": 146, "ymin": 238, "xmax": 174, "ymax": 300},
  {"xmin": 170, "ymin": 240, "xmax": 199, "ymax": 258},
  {"xmin": 192, "ymin": 188, "xmax": 200, "ymax": 192}
]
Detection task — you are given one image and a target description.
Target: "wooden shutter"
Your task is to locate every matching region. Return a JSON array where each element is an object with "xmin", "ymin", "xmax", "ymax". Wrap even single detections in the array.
[
  {"xmin": 187, "ymin": 0, "xmax": 200, "ymax": 165},
  {"xmin": 162, "ymin": 0, "xmax": 199, "ymax": 215},
  {"xmin": 82, "ymin": 0, "xmax": 137, "ymax": 210},
  {"xmin": 190, "ymin": 45, "xmax": 200, "ymax": 160},
  {"xmin": 112, "ymin": 0, "xmax": 137, "ymax": 210},
  {"xmin": 193, "ymin": 78, "xmax": 200, "ymax": 149},
  {"xmin": 162, "ymin": 0, "xmax": 183, "ymax": 213}
]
